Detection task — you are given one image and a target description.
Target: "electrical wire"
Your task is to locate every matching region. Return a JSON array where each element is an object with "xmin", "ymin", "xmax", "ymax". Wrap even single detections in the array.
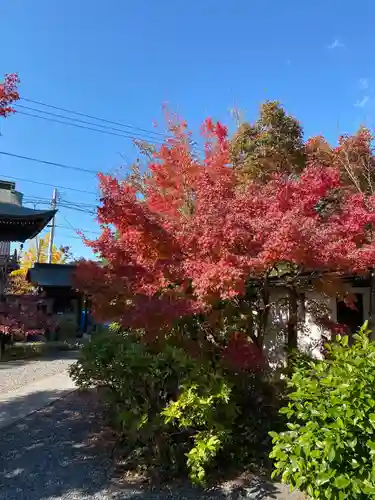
[
  {"xmin": 0, "ymin": 98, "xmax": 206, "ymax": 249},
  {"xmin": 17, "ymin": 98, "xmax": 205, "ymax": 155},
  {"xmin": 17, "ymin": 104, "xmax": 168, "ymax": 143},
  {"xmin": 29, "ymin": 202, "xmax": 97, "ymax": 216},
  {"xmin": 0, "ymin": 151, "xmax": 99, "ymax": 175},
  {"xmin": 23, "ymin": 197, "xmax": 98, "ymax": 218},
  {"xmin": 55, "ymin": 224, "xmax": 100, "ymax": 235},
  {"xmin": 24, "ymin": 195, "xmax": 98, "ymax": 209},
  {"xmin": 20, "ymin": 97, "xmax": 168, "ymax": 139},
  {"xmin": 1, "ymin": 174, "xmax": 97, "ymax": 195},
  {"xmin": 16, "ymin": 110, "xmax": 158, "ymax": 143},
  {"xmin": 17, "ymin": 109, "xmax": 163, "ymax": 146}
]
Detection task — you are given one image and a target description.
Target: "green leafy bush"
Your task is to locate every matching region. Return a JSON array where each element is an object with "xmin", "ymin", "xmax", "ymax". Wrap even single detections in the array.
[
  {"xmin": 108, "ymin": 322, "xmax": 122, "ymax": 335},
  {"xmin": 2, "ymin": 339, "xmax": 79, "ymax": 361},
  {"xmin": 70, "ymin": 331, "xmax": 231, "ymax": 483},
  {"xmin": 162, "ymin": 372, "xmax": 236, "ymax": 484},
  {"xmin": 70, "ymin": 331, "xmax": 279, "ymax": 485},
  {"xmin": 270, "ymin": 322, "xmax": 375, "ymax": 499}
]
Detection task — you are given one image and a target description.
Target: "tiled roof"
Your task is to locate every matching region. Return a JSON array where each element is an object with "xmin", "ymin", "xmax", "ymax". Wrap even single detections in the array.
[
  {"xmin": 0, "ymin": 203, "xmax": 56, "ymax": 242},
  {"xmin": 27, "ymin": 263, "xmax": 76, "ymax": 288}
]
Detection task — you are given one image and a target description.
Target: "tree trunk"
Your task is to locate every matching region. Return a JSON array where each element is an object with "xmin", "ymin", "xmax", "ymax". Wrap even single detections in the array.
[
  {"xmin": 257, "ymin": 279, "xmax": 271, "ymax": 350},
  {"xmin": 370, "ymin": 270, "xmax": 375, "ymax": 336},
  {"xmin": 287, "ymin": 287, "xmax": 298, "ymax": 352},
  {"xmin": 0, "ymin": 334, "xmax": 6, "ymax": 360}
]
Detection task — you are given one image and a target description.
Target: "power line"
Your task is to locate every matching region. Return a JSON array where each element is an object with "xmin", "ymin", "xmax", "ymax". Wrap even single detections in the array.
[
  {"xmin": 55, "ymin": 224, "xmax": 100, "ymax": 235},
  {"xmin": 16, "ymin": 110, "xmax": 163, "ymax": 144},
  {"xmin": 60, "ymin": 214, "xmax": 100, "ymax": 235},
  {"xmin": 0, "ymin": 151, "xmax": 99, "ymax": 175},
  {"xmin": 24, "ymin": 198, "xmax": 97, "ymax": 216},
  {"xmin": 61, "ymin": 206, "xmax": 96, "ymax": 215},
  {"xmin": 15, "ymin": 104, "xmax": 166, "ymax": 144},
  {"xmin": 18, "ymin": 98, "xmax": 205, "ymax": 155},
  {"xmin": 16, "ymin": 105, "xmax": 167, "ymax": 144},
  {"xmin": 57, "ymin": 234, "xmax": 90, "ymax": 241},
  {"xmin": 1, "ymin": 174, "xmax": 97, "ymax": 195},
  {"xmin": 21, "ymin": 97, "xmax": 168, "ymax": 139},
  {"xmin": 24, "ymin": 195, "xmax": 98, "ymax": 209}
]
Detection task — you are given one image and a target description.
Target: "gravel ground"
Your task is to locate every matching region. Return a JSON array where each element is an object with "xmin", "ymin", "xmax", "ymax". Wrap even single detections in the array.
[
  {"xmin": 0, "ymin": 390, "xmax": 115, "ymax": 500},
  {"xmin": 0, "ymin": 351, "xmax": 78, "ymax": 395},
  {"xmin": 0, "ymin": 389, "xmax": 304, "ymax": 500}
]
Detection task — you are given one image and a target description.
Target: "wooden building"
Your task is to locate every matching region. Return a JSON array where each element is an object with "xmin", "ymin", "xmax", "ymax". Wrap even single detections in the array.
[{"xmin": 26, "ymin": 263, "xmax": 84, "ymax": 334}]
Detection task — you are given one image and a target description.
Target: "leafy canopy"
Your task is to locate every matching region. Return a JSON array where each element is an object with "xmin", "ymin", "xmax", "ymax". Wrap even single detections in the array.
[
  {"xmin": 230, "ymin": 101, "xmax": 305, "ymax": 183},
  {"xmin": 76, "ymin": 111, "xmax": 375, "ymax": 339}
]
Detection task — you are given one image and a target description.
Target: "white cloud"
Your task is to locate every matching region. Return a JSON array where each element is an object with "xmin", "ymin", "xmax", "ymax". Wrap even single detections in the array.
[
  {"xmin": 327, "ymin": 39, "xmax": 345, "ymax": 49},
  {"xmin": 359, "ymin": 78, "xmax": 369, "ymax": 90},
  {"xmin": 355, "ymin": 96, "xmax": 370, "ymax": 108}
]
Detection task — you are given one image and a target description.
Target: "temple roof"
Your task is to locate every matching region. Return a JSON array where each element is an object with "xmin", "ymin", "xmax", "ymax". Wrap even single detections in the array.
[
  {"xmin": 0, "ymin": 202, "xmax": 56, "ymax": 242},
  {"xmin": 27, "ymin": 263, "xmax": 76, "ymax": 288}
]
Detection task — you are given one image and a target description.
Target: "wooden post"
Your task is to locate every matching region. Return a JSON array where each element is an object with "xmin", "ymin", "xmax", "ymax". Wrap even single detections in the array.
[
  {"xmin": 48, "ymin": 189, "xmax": 57, "ymax": 264},
  {"xmin": 370, "ymin": 270, "xmax": 375, "ymax": 338},
  {"xmin": 287, "ymin": 287, "xmax": 298, "ymax": 351}
]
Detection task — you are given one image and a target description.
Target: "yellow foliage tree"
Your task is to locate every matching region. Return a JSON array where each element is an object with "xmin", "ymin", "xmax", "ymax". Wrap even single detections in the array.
[{"xmin": 9, "ymin": 232, "xmax": 70, "ymax": 295}]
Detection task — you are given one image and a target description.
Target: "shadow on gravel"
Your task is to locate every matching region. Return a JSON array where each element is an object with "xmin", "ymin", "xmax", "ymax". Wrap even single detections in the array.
[
  {"xmin": 108, "ymin": 476, "xmax": 282, "ymax": 499},
  {"xmin": 0, "ymin": 358, "xmax": 37, "ymax": 369},
  {"xmin": 0, "ymin": 389, "xmax": 116, "ymax": 500},
  {"xmin": 0, "ymin": 388, "xmax": 75, "ymax": 430},
  {"xmin": 0, "ymin": 350, "xmax": 79, "ymax": 370},
  {"xmin": 0, "ymin": 389, "xmax": 295, "ymax": 500}
]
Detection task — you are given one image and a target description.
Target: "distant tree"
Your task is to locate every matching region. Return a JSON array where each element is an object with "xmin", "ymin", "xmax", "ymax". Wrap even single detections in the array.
[
  {"xmin": 306, "ymin": 126, "xmax": 375, "ymax": 195},
  {"xmin": 230, "ymin": 101, "xmax": 305, "ymax": 183},
  {"xmin": 9, "ymin": 232, "xmax": 71, "ymax": 295}
]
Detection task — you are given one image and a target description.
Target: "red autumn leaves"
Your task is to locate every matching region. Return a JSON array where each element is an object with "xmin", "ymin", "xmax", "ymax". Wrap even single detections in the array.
[
  {"xmin": 0, "ymin": 74, "xmax": 19, "ymax": 117},
  {"xmin": 76, "ymin": 114, "xmax": 375, "ymax": 346}
]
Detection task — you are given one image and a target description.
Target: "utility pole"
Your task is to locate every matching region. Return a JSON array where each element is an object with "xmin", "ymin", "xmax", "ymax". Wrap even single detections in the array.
[
  {"xmin": 48, "ymin": 189, "xmax": 57, "ymax": 264},
  {"xmin": 32, "ymin": 203, "xmax": 41, "ymax": 263}
]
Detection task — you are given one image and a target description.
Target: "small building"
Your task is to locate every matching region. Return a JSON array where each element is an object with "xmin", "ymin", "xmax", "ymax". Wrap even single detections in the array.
[{"xmin": 26, "ymin": 263, "xmax": 84, "ymax": 334}]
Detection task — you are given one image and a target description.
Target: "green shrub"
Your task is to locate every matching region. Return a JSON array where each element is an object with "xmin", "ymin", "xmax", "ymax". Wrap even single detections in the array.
[
  {"xmin": 223, "ymin": 370, "xmax": 284, "ymax": 471},
  {"xmin": 162, "ymin": 371, "xmax": 236, "ymax": 484},
  {"xmin": 2, "ymin": 342, "xmax": 46, "ymax": 360},
  {"xmin": 70, "ymin": 330, "xmax": 278, "ymax": 485},
  {"xmin": 108, "ymin": 322, "xmax": 122, "ymax": 334},
  {"xmin": 70, "ymin": 331, "xmax": 226, "ymax": 482},
  {"xmin": 56, "ymin": 314, "xmax": 77, "ymax": 339},
  {"xmin": 2, "ymin": 339, "xmax": 79, "ymax": 361},
  {"xmin": 270, "ymin": 322, "xmax": 375, "ymax": 499}
]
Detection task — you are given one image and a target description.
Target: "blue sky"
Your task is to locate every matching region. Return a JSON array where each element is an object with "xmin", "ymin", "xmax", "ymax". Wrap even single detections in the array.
[{"xmin": 1, "ymin": 0, "xmax": 375, "ymax": 258}]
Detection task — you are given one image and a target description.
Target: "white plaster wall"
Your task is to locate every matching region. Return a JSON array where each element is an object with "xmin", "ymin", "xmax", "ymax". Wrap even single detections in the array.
[
  {"xmin": 300, "ymin": 291, "xmax": 335, "ymax": 359},
  {"xmin": 262, "ymin": 286, "xmax": 371, "ymax": 366},
  {"xmin": 263, "ymin": 289, "xmax": 288, "ymax": 368}
]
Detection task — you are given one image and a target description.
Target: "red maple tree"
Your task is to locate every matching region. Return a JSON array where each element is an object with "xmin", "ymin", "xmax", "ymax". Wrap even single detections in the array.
[
  {"xmin": 76, "ymin": 114, "xmax": 375, "ymax": 364},
  {"xmin": 0, "ymin": 72, "xmax": 21, "ymax": 357},
  {"xmin": 0, "ymin": 73, "xmax": 19, "ymax": 117}
]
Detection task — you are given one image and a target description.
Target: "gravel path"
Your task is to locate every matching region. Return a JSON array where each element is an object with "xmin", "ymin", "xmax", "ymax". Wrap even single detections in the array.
[
  {"xmin": 0, "ymin": 352, "xmax": 78, "ymax": 395},
  {"xmin": 0, "ymin": 389, "xmax": 304, "ymax": 500},
  {"xmin": 0, "ymin": 390, "xmax": 115, "ymax": 500}
]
